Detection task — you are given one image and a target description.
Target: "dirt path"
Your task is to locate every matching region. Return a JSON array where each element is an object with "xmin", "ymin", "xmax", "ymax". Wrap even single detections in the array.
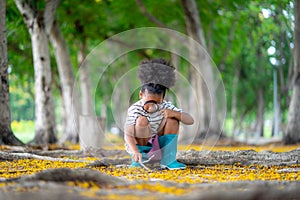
[{"xmin": 0, "ymin": 146, "xmax": 299, "ymax": 199}]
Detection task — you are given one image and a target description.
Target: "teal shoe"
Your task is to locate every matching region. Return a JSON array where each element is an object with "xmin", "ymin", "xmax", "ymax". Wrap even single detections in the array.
[
  {"xmin": 158, "ymin": 134, "xmax": 186, "ymax": 170},
  {"xmin": 161, "ymin": 160, "xmax": 186, "ymax": 169},
  {"xmin": 129, "ymin": 161, "xmax": 142, "ymax": 168},
  {"xmin": 129, "ymin": 145, "xmax": 151, "ymax": 168}
]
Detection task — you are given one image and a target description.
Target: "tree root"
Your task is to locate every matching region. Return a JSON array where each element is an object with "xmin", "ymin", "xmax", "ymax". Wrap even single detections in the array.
[
  {"xmin": 182, "ymin": 181, "xmax": 300, "ymax": 200},
  {"xmin": 2, "ymin": 168, "xmax": 130, "ymax": 186},
  {"xmin": 0, "ymin": 151, "xmax": 91, "ymax": 163},
  {"xmin": 178, "ymin": 149, "xmax": 300, "ymax": 166}
]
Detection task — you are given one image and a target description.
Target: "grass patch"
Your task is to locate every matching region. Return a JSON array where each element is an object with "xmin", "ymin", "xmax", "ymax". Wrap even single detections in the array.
[{"xmin": 11, "ymin": 120, "xmax": 35, "ymax": 143}]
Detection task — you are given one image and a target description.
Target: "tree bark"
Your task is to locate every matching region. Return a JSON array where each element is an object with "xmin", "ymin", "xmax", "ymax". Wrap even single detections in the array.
[
  {"xmin": 78, "ymin": 41, "xmax": 94, "ymax": 116},
  {"xmin": 0, "ymin": 151, "xmax": 89, "ymax": 163},
  {"xmin": 255, "ymin": 46, "xmax": 265, "ymax": 138},
  {"xmin": 231, "ymin": 63, "xmax": 240, "ymax": 139},
  {"xmin": 180, "ymin": 0, "xmax": 222, "ymax": 140},
  {"xmin": 255, "ymin": 87, "xmax": 265, "ymax": 137},
  {"xmin": 14, "ymin": 0, "xmax": 61, "ymax": 145},
  {"xmin": 0, "ymin": 0, "xmax": 23, "ymax": 146},
  {"xmin": 284, "ymin": 0, "xmax": 300, "ymax": 144},
  {"xmin": 275, "ymin": 5, "xmax": 290, "ymax": 103},
  {"xmin": 50, "ymin": 20, "xmax": 79, "ymax": 144},
  {"xmin": 78, "ymin": 40, "xmax": 103, "ymax": 149}
]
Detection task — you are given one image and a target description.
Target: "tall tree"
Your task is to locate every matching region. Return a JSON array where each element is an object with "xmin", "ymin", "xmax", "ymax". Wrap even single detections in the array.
[
  {"xmin": 0, "ymin": 0, "xmax": 23, "ymax": 145},
  {"xmin": 57, "ymin": 0, "xmax": 114, "ymax": 148},
  {"xmin": 14, "ymin": 0, "xmax": 61, "ymax": 145},
  {"xmin": 50, "ymin": 20, "xmax": 79, "ymax": 144},
  {"xmin": 180, "ymin": 0, "xmax": 222, "ymax": 139},
  {"xmin": 284, "ymin": 0, "xmax": 300, "ymax": 144},
  {"xmin": 254, "ymin": 43, "xmax": 265, "ymax": 138},
  {"xmin": 77, "ymin": 38, "xmax": 103, "ymax": 149}
]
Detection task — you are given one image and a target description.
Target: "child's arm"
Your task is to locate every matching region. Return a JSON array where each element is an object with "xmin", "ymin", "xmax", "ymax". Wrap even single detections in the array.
[
  {"xmin": 161, "ymin": 109, "xmax": 194, "ymax": 125},
  {"xmin": 124, "ymin": 125, "xmax": 142, "ymax": 162}
]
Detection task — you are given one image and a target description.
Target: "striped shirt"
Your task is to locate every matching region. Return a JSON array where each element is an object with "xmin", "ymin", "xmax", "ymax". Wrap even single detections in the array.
[{"xmin": 125, "ymin": 100, "xmax": 182, "ymax": 136}]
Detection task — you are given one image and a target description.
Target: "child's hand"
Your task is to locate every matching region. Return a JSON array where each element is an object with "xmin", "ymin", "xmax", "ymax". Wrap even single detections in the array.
[
  {"xmin": 160, "ymin": 109, "xmax": 179, "ymax": 119},
  {"xmin": 132, "ymin": 152, "xmax": 142, "ymax": 162}
]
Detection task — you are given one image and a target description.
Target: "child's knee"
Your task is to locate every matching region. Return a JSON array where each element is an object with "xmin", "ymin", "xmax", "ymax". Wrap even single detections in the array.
[
  {"xmin": 162, "ymin": 118, "xmax": 179, "ymax": 134},
  {"xmin": 166, "ymin": 118, "xmax": 179, "ymax": 128},
  {"xmin": 136, "ymin": 116, "xmax": 149, "ymax": 127}
]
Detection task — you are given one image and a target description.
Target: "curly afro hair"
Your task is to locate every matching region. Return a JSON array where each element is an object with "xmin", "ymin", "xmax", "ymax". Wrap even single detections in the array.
[{"xmin": 138, "ymin": 58, "xmax": 176, "ymax": 89}]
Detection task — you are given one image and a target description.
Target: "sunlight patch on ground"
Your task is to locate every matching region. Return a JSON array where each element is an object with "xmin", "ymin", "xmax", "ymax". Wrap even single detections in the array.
[
  {"xmin": 93, "ymin": 164, "xmax": 300, "ymax": 184},
  {"xmin": 1, "ymin": 158, "xmax": 299, "ymax": 183},
  {"xmin": 0, "ymin": 144, "xmax": 299, "ymax": 198},
  {"xmin": 179, "ymin": 144, "xmax": 300, "ymax": 152},
  {"xmin": 0, "ymin": 159, "xmax": 88, "ymax": 179},
  {"xmin": 66, "ymin": 143, "xmax": 300, "ymax": 153}
]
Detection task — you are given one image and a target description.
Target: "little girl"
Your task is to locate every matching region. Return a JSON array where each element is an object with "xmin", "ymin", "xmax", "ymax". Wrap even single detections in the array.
[{"xmin": 124, "ymin": 58, "xmax": 194, "ymax": 170}]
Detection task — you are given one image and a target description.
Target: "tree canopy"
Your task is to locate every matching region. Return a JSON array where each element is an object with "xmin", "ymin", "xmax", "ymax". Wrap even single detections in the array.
[{"xmin": 5, "ymin": 0, "xmax": 298, "ymax": 145}]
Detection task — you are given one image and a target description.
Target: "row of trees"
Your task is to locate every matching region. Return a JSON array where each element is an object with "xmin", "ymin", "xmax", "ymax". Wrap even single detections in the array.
[{"xmin": 0, "ymin": 0, "xmax": 300, "ymax": 146}]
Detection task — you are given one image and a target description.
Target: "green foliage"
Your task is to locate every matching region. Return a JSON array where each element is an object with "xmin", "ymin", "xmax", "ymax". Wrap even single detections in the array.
[
  {"xmin": 11, "ymin": 120, "xmax": 35, "ymax": 143},
  {"xmin": 6, "ymin": 0, "xmax": 295, "ymax": 137},
  {"xmin": 9, "ymin": 74, "xmax": 34, "ymax": 121}
]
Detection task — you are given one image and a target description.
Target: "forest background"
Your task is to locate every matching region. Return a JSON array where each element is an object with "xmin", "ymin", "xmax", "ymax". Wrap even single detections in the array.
[{"xmin": 2, "ymin": 0, "xmax": 300, "ymax": 147}]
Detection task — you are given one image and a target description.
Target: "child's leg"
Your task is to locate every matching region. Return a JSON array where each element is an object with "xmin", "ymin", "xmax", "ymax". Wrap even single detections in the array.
[
  {"xmin": 134, "ymin": 116, "xmax": 151, "ymax": 146},
  {"xmin": 163, "ymin": 118, "xmax": 179, "ymax": 134},
  {"xmin": 158, "ymin": 118, "xmax": 186, "ymax": 170},
  {"xmin": 157, "ymin": 118, "xmax": 179, "ymax": 136},
  {"xmin": 129, "ymin": 116, "xmax": 152, "ymax": 168}
]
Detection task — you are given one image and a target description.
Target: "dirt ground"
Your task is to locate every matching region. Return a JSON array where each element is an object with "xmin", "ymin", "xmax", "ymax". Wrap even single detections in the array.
[{"xmin": 0, "ymin": 143, "xmax": 299, "ymax": 200}]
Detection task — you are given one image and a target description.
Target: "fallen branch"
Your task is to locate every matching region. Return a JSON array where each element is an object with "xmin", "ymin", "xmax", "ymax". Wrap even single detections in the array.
[
  {"xmin": 1, "ymin": 168, "xmax": 130, "ymax": 186},
  {"xmin": 86, "ymin": 158, "xmax": 131, "ymax": 167},
  {"xmin": 23, "ymin": 168, "xmax": 129, "ymax": 185},
  {"xmin": 0, "ymin": 151, "xmax": 92, "ymax": 163},
  {"xmin": 30, "ymin": 149, "xmax": 84, "ymax": 158}
]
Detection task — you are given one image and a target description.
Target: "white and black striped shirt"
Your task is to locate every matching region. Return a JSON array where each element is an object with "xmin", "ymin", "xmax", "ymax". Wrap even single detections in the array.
[{"xmin": 125, "ymin": 100, "xmax": 182, "ymax": 135}]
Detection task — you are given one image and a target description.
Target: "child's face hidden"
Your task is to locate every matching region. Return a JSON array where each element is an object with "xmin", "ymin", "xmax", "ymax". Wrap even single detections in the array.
[
  {"xmin": 139, "ymin": 89, "xmax": 164, "ymax": 103},
  {"xmin": 139, "ymin": 90, "xmax": 164, "ymax": 113}
]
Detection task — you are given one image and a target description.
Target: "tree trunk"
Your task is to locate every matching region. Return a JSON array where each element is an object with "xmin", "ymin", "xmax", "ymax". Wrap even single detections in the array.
[
  {"xmin": 255, "ymin": 87, "xmax": 265, "ymax": 137},
  {"xmin": 0, "ymin": 0, "xmax": 23, "ymax": 146},
  {"xmin": 273, "ymin": 12, "xmax": 284, "ymax": 138},
  {"xmin": 171, "ymin": 51, "xmax": 189, "ymax": 142},
  {"xmin": 231, "ymin": 64, "xmax": 240, "ymax": 139},
  {"xmin": 14, "ymin": 0, "xmax": 61, "ymax": 145},
  {"xmin": 180, "ymin": 0, "xmax": 223, "ymax": 141},
  {"xmin": 254, "ymin": 45, "xmax": 265, "ymax": 138},
  {"xmin": 276, "ymin": 5, "xmax": 290, "ymax": 104},
  {"xmin": 31, "ymin": 16, "xmax": 57, "ymax": 145},
  {"xmin": 271, "ymin": 92, "xmax": 281, "ymax": 137},
  {"xmin": 284, "ymin": 0, "xmax": 300, "ymax": 144},
  {"xmin": 78, "ymin": 41, "xmax": 94, "ymax": 116},
  {"xmin": 50, "ymin": 20, "xmax": 79, "ymax": 144},
  {"xmin": 78, "ymin": 41, "xmax": 103, "ymax": 149}
]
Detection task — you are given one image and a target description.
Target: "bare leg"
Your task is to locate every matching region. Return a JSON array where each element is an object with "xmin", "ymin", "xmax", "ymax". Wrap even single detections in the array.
[
  {"xmin": 157, "ymin": 118, "xmax": 179, "ymax": 136},
  {"xmin": 157, "ymin": 118, "xmax": 185, "ymax": 169},
  {"xmin": 135, "ymin": 116, "xmax": 151, "ymax": 146},
  {"xmin": 157, "ymin": 118, "xmax": 166, "ymax": 136}
]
